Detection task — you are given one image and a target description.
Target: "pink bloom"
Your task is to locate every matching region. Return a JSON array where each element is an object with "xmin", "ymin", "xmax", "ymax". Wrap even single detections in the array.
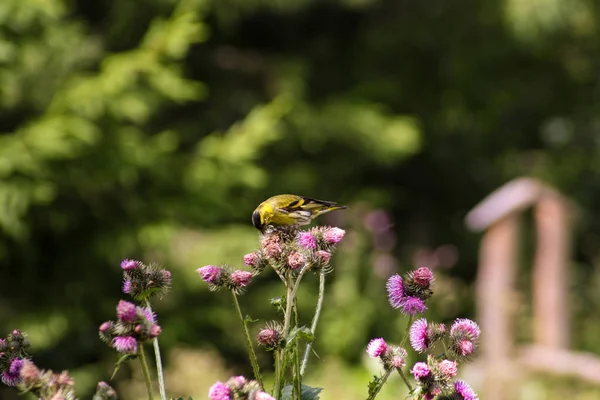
[
  {"xmin": 261, "ymin": 235, "xmax": 282, "ymax": 258},
  {"xmin": 323, "ymin": 227, "xmax": 345, "ymax": 244},
  {"xmin": 391, "ymin": 355, "xmax": 405, "ymax": 368},
  {"xmin": 366, "ymin": 338, "xmax": 389, "ymax": 358},
  {"xmin": 8, "ymin": 358, "xmax": 23, "ymax": 376},
  {"xmin": 150, "ymin": 325, "xmax": 162, "ymax": 337},
  {"xmin": 228, "ymin": 375, "xmax": 247, "ymax": 390},
  {"xmin": 116, "ymin": 300, "xmax": 137, "ymax": 322},
  {"xmin": 99, "ymin": 322, "xmax": 112, "ymax": 333},
  {"xmin": 139, "ymin": 307, "xmax": 156, "ymax": 323},
  {"xmin": 439, "ymin": 359, "xmax": 458, "ymax": 378},
  {"xmin": 454, "ymin": 380, "xmax": 478, "ymax": 400},
  {"xmin": 112, "ymin": 336, "xmax": 138, "ymax": 353},
  {"xmin": 255, "ymin": 392, "xmax": 276, "ymax": 400},
  {"xmin": 413, "ymin": 267, "xmax": 434, "ymax": 287},
  {"xmin": 256, "ymin": 328, "xmax": 281, "ymax": 348},
  {"xmin": 120, "ymin": 259, "xmax": 138, "ymax": 270},
  {"xmin": 297, "ymin": 232, "xmax": 317, "ymax": 250},
  {"xmin": 409, "ymin": 318, "xmax": 429, "ymax": 353},
  {"xmin": 458, "ymin": 340, "xmax": 474, "ymax": 356},
  {"xmin": 243, "ymin": 252, "xmax": 260, "ymax": 267},
  {"xmin": 197, "ymin": 265, "xmax": 222, "ymax": 284},
  {"xmin": 287, "ymin": 251, "xmax": 306, "ymax": 270},
  {"xmin": 400, "ymin": 296, "xmax": 427, "ymax": 316},
  {"xmin": 122, "ymin": 280, "xmax": 132, "ymax": 294},
  {"xmin": 386, "ymin": 274, "xmax": 404, "ymax": 308},
  {"xmin": 230, "ymin": 270, "xmax": 253, "ymax": 287},
  {"xmin": 208, "ymin": 381, "xmax": 231, "ymax": 400},
  {"xmin": 315, "ymin": 250, "xmax": 331, "ymax": 263},
  {"xmin": 451, "ymin": 319, "xmax": 480, "ymax": 341},
  {"xmin": 410, "ymin": 362, "xmax": 431, "ymax": 379}
]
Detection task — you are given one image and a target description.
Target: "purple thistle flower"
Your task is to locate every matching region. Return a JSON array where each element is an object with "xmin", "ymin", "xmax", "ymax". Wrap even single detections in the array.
[
  {"xmin": 457, "ymin": 340, "xmax": 474, "ymax": 356},
  {"xmin": 139, "ymin": 307, "xmax": 156, "ymax": 324},
  {"xmin": 121, "ymin": 259, "xmax": 138, "ymax": 270},
  {"xmin": 1, "ymin": 370, "xmax": 20, "ymax": 386},
  {"xmin": 122, "ymin": 280, "xmax": 132, "ymax": 294},
  {"xmin": 243, "ymin": 252, "xmax": 260, "ymax": 267},
  {"xmin": 150, "ymin": 324, "xmax": 162, "ymax": 338},
  {"xmin": 413, "ymin": 267, "xmax": 434, "ymax": 287},
  {"xmin": 208, "ymin": 381, "xmax": 231, "ymax": 400},
  {"xmin": 410, "ymin": 362, "xmax": 431, "ymax": 380},
  {"xmin": 256, "ymin": 327, "xmax": 281, "ymax": 349},
  {"xmin": 297, "ymin": 231, "xmax": 317, "ymax": 250},
  {"xmin": 386, "ymin": 274, "xmax": 404, "ymax": 308},
  {"xmin": 439, "ymin": 359, "xmax": 458, "ymax": 378},
  {"xmin": 227, "ymin": 375, "xmax": 247, "ymax": 390},
  {"xmin": 19, "ymin": 360, "xmax": 40, "ymax": 385},
  {"xmin": 366, "ymin": 338, "xmax": 389, "ymax": 358},
  {"xmin": 410, "ymin": 318, "xmax": 429, "ymax": 353},
  {"xmin": 454, "ymin": 380, "xmax": 478, "ymax": 400},
  {"xmin": 197, "ymin": 265, "xmax": 222, "ymax": 284},
  {"xmin": 230, "ymin": 270, "xmax": 253, "ymax": 287},
  {"xmin": 112, "ymin": 336, "xmax": 138, "ymax": 353},
  {"xmin": 322, "ymin": 227, "xmax": 345, "ymax": 244},
  {"xmin": 391, "ymin": 355, "xmax": 405, "ymax": 369},
  {"xmin": 255, "ymin": 392, "xmax": 276, "ymax": 400},
  {"xmin": 287, "ymin": 251, "xmax": 306, "ymax": 270},
  {"xmin": 261, "ymin": 234, "xmax": 283, "ymax": 259},
  {"xmin": 116, "ymin": 300, "xmax": 137, "ymax": 322},
  {"xmin": 451, "ymin": 319, "xmax": 481, "ymax": 341},
  {"xmin": 315, "ymin": 250, "xmax": 331, "ymax": 263},
  {"xmin": 400, "ymin": 296, "xmax": 427, "ymax": 316},
  {"xmin": 8, "ymin": 358, "xmax": 23, "ymax": 376}
]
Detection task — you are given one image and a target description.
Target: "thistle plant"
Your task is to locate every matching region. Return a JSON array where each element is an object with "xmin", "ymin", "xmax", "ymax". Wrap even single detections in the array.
[
  {"xmin": 197, "ymin": 225, "xmax": 346, "ymax": 400},
  {"xmin": 365, "ymin": 267, "xmax": 480, "ymax": 400}
]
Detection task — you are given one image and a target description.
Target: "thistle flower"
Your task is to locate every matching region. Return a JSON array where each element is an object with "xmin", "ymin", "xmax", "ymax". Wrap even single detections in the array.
[
  {"xmin": 453, "ymin": 380, "xmax": 479, "ymax": 400},
  {"xmin": 226, "ymin": 375, "xmax": 247, "ymax": 391},
  {"xmin": 322, "ymin": 227, "xmax": 345, "ymax": 244},
  {"xmin": 449, "ymin": 319, "xmax": 480, "ymax": 359},
  {"xmin": 1, "ymin": 358, "xmax": 23, "ymax": 386},
  {"xmin": 19, "ymin": 359, "xmax": 40, "ymax": 385},
  {"xmin": 95, "ymin": 381, "xmax": 118, "ymax": 400},
  {"xmin": 315, "ymin": 250, "xmax": 331, "ymax": 264},
  {"xmin": 413, "ymin": 267, "xmax": 434, "ymax": 287},
  {"xmin": 122, "ymin": 280, "xmax": 132, "ymax": 294},
  {"xmin": 384, "ymin": 346, "xmax": 408, "ymax": 370},
  {"xmin": 297, "ymin": 231, "xmax": 317, "ymax": 250},
  {"xmin": 116, "ymin": 300, "xmax": 137, "ymax": 322},
  {"xmin": 366, "ymin": 338, "xmax": 389, "ymax": 358},
  {"xmin": 208, "ymin": 381, "xmax": 231, "ymax": 400},
  {"xmin": 261, "ymin": 234, "xmax": 283, "ymax": 259},
  {"xmin": 197, "ymin": 265, "xmax": 224, "ymax": 290},
  {"xmin": 410, "ymin": 318, "xmax": 429, "ymax": 353},
  {"xmin": 112, "ymin": 336, "xmax": 138, "ymax": 354},
  {"xmin": 230, "ymin": 270, "xmax": 253, "ymax": 288},
  {"xmin": 256, "ymin": 324, "xmax": 282, "ymax": 350},
  {"xmin": 243, "ymin": 253, "xmax": 260, "ymax": 267},
  {"xmin": 400, "ymin": 296, "xmax": 427, "ymax": 316},
  {"xmin": 438, "ymin": 359, "xmax": 458, "ymax": 378},
  {"xmin": 386, "ymin": 274, "xmax": 404, "ymax": 308},
  {"xmin": 287, "ymin": 251, "xmax": 306, "ymax": 270},
  {"xmin": 410, "ymin": 362, "xmax": 431, "ymax": 380},
  {"xmin": 121, "ymin": 259, "xmax": 138, "ymax": 270}
]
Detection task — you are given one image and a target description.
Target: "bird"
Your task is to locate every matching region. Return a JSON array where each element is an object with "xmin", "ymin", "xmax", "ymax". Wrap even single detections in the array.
[{"xmin": 252, "ymin": 194, "xmax": 347, "ymax": 231}]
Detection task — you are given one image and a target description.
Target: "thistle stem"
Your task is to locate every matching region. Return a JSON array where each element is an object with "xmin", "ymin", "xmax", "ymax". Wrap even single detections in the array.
[
  {"xmin": 396, "ymin": 367, "xmax": 413, "ymax": 393},
  {"xmin": 145, "ymin": 300, "xmax": 166, "ymax": 400},
  {"xmin": 231, "ymin": 290, "xmax": 263, "ymax": 388},
  {"xmin": 273, "ymin": 350, "xmax": 281, "ymax": 398},
  {"xmin": 400, "ymin": 316, "xmax": 414, "ymax": 348},
  {"xmin": 138, "ymin": 344, "xmax": 155, "ymax": 400},
  {"xmin": 366, "ymin": 368, "xmax": 392, "ymax": 400},
  {"xmin": 300, "ymin": 271, "xmax": 326, "ymax": 376}
]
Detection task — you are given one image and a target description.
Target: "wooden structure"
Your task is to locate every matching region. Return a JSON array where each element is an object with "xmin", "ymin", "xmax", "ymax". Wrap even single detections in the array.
[{"xmin": 466, "ymin": 177, "xmax": 600, "ymax": 399}]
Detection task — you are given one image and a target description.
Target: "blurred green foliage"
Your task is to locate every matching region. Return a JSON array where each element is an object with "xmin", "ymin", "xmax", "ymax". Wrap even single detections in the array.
[{"xmin": 2, "ymin": 0, "xmax": 600, "ymax": 398}]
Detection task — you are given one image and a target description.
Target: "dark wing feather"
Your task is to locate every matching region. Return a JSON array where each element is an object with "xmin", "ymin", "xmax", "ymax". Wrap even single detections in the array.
[{"xmin": 299, "ymin": 196, "xmax": 341, "ymax": 209}]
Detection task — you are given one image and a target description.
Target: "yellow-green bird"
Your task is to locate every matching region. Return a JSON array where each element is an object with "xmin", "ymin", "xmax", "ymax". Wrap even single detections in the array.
[{"xmin": 252, "ymin": 194, "xmax": 347, "ymax": 231}]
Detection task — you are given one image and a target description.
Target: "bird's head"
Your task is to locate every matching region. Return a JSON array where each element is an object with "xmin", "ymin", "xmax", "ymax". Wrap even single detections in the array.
[{"xmin": 252, "ymin": 209, "xmax": 267, "ymax": 231}]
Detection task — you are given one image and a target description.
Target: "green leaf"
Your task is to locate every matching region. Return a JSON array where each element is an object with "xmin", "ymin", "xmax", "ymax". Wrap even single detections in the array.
[
  {"xmin": 244, "ymin": 315, "xmax": 259, "ymax": 324},
  {"xmin": 110, "ymin": 354, "xmax": 137, "ymax": 380},
  {"xmin": 286, "ymin": 326, "xmax": 315, "ymax": 345},
  {"xmin": 281, "ymin": 384, "xmax": 323, "ymax": 400}
]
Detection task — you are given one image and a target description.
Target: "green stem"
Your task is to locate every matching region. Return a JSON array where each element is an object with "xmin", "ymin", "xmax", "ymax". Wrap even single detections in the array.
[
  {"xmin": 145, "ymin": 300, "xmax": 167, "ymax": 400},
  {"xmin": 366, "ymin": 368, "xmax": 392, "ymax": 400},
  {"xmin": 273, "ymin": 350, "xmax": 281, "ymax": 398},
  {"xmin": 292, "ymin": 297, "xmax": 301, "ymax": 400},
  {"xmin": 300, "ymin": 271, "xmax": 326, "ymax": 376},
  {"xmin": 138, "ymin": 344, "xmax": 155, "ymax": 400},
  {"xmin": 396, "ymin": 367, "xmax": 413, "ymax": 393},
  {"xmin": 231, "ymin": 290, "xmax": 264, "ymax": 388},
  {"xmin": 399, "ymin": 316, "xmax": 414, "ymax": 348}
]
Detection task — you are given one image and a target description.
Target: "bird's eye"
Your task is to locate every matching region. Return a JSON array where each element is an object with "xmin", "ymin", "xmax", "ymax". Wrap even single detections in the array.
[{"xmin": 252, "ymin": 211, "xmax": 263, "ymax": 230}]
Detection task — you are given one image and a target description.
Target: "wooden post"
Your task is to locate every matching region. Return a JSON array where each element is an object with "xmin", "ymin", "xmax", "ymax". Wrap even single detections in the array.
[
  {"xmin": 476, "ymin": 215, "xmax": 519, "ymax": 400},
  {"xmin": 532, "ymin": 193, "xmax": 570, "ymax": 348}
]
